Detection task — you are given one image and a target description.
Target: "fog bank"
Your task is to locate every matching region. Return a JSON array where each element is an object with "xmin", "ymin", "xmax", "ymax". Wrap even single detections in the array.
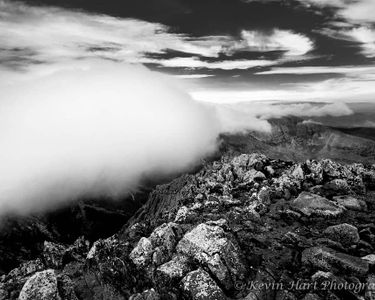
[{"xmin": 0, "ymin": 62, "xmax": 222, "ymax": 215}]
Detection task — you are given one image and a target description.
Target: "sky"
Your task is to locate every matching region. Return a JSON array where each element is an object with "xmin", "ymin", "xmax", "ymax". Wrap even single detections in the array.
[{"xmin": 1, "ymin": 0, "xmax": 375, "ymax": 103}]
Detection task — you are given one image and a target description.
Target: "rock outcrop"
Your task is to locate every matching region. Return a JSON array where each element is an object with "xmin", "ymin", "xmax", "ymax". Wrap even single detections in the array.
[{"xmin": 1, "ymin": 153, "xmax": 375, "ymax": 299}]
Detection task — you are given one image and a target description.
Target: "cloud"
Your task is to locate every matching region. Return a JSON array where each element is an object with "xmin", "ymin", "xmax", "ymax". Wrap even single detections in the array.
[
  {"xmin": 190, "ymin": 77, "xmax": 375, "ymax": 103},
  {"xmin": 303, "ymin": 0, "xmax": 375, "ymax": 24},
  {"xmin": 240, "ymin": 29, "xmax": 314, "ymax": 56},
  {"xmin": 0, "ymin": 0, "xmax": 314, "ymax": 72},
  {"xmin": 149, "ymin": 57, "xmax": 274, "ymax": 70},
  {"xmin": 340, "ymin": 0, "xmax": 375, "ymax": 24},
  {"xmin": 0, "ymin": 61, "xmax": 224, "ymax": 215},
  {"xmin": 304, "ymin": 0, "xmax": 375, "ymax": 58},
  {"xmin": 303, "ymin": 0, "xmax": 346, "ymax": 7},
  {"xmin": 173, "ymin": 74, "xmax": 215, "ymax": 79},
  {"xmin": 210, "ymin": 101, "xmax": 352, "ymax": 134},
  {"xmin": 347, "ymin": 27, "xmax": 375, "ymax": 57},
  {"xmin": 256, "ymin": 65, "xmax": 375, "ymax": 75},
  {"xmin": 147, "ymin": 28, "xmax": 315, "ymax": 69},
  {"xmin": 0, "ymin": 0, "xmax": 237, "ymax": 68},
  {"xmin": 316, "ymin": 24, "xmax": 375, "ymax": 58},
  {"xmin": 317, "ymin": 25, "xmax": 375, "ymax": 58}
]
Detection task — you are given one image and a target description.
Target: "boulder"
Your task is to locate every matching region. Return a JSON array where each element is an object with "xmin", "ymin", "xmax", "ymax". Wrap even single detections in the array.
[
  {"xmin": 155, "ymin": 255, "xmax": 191, "ymax": 286},
  {"xmin": 176, "ymin": 223, "xmax": 246, "ymax": 290},
  {"xmin": 305, "ymin": 160, "xmax": 323, "ymax": 185},
  {"xmin": 231, "ymin": 154, "xmax": 249, "ymax": 180},
  {"xmin": 323, "ymin": 179, "xmax": 350, "ymax": 196},
  {"xmin": 129, "ymin": 237, "xmax": 153, "ymax": 268},
  {"xmin": 149, "ymin": 223, "xmax": 178, "ymax": 253},
  {"xmin": 291, "ymin": 192, "xmax": 344, "ymax": 218},
  {"xmin": 323, "ymin": 223, "xmax": 360, "ymax": 247},
  {"xmin": 332, "ymin": 195, "xmax": 365, "ymax": 211},
  {"xmin": 86, "ymin": 236, "xmax": 119, "ymax": 261},
  {"xmin": 181, "ymin": 269, "xmax": 226, "ymax": 300},
  {"xmin": 321, "ymin": 159, "xmax": 348, "ymax": 179},
  {"xmin": 18, "ymin": 270, "xmax": 59, "ymax": 300},
  {"xmin": 247, "ymin": 153, "xmax": 268, "ymax": 171},
  {"xmin": 130, "ymin": 222, "xmax": 179, "ymax": 269},
  {"xmin": 302, "ymin": 246, "xmax": 369, "ymax": 276},
  {"xmin": 243, "ymin": 169, "xmax": 266, "ymax": 184},
  {"xmin": 149, "ymin": 222, "xmax": 179, "ymax": 266}
]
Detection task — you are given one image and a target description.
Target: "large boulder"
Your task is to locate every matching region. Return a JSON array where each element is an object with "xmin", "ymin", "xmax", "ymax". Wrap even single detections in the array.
[
  {"xmin": 302, "ymin": 247, "xmax": 369, "ymax": 276},
  {"xmin": 181, "ymin": 269, "xmax": 226, "ymax": 300},
  {"xmin": 18, "ymin": 270, "xmax": 59, "ymax": 300},
  {"xmin": 291, "ymin": 192, "xmax": 344, "ymax": 218},
  {"xmin": 176, "ymin": 223, "xmax": 246, "ymax": 290}
]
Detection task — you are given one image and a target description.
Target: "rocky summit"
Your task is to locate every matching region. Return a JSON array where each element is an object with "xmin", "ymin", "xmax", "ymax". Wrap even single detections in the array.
[{"xmin": 2, "ymin": 153, "xmax": 375, "ymax": 300}]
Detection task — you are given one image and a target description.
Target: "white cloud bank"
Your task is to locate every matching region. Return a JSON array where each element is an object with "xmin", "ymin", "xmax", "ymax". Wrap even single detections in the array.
[
  {"xmin": 191, "ymin": 76, "xmax": 375, "ymax": 103},
  {"xmin": 0, "ymin": 61, "xmax": 222, "ymax": 215}
]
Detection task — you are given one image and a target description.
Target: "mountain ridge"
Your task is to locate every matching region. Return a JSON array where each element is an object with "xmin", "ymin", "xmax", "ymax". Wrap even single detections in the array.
[{"xmin": 1, "ymin": 118, "xmax": 375, "ymax": 299}]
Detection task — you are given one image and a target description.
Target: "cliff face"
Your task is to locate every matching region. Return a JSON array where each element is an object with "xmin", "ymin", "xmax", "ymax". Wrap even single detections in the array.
[{"xmin": 2, "ymin": 152, "xmax": 375, "ymax": 300}]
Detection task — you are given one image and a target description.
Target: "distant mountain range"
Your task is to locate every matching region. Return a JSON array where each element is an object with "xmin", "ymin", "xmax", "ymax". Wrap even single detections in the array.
[{"xmin": 220, "ymin": 116, "xmax": 375, "ymax": 165}]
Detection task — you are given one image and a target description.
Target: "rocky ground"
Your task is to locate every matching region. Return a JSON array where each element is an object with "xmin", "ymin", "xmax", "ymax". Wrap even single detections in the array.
[{"xmin": 1, "ymin": 152, "xmax": 375, "ymax": 300}]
